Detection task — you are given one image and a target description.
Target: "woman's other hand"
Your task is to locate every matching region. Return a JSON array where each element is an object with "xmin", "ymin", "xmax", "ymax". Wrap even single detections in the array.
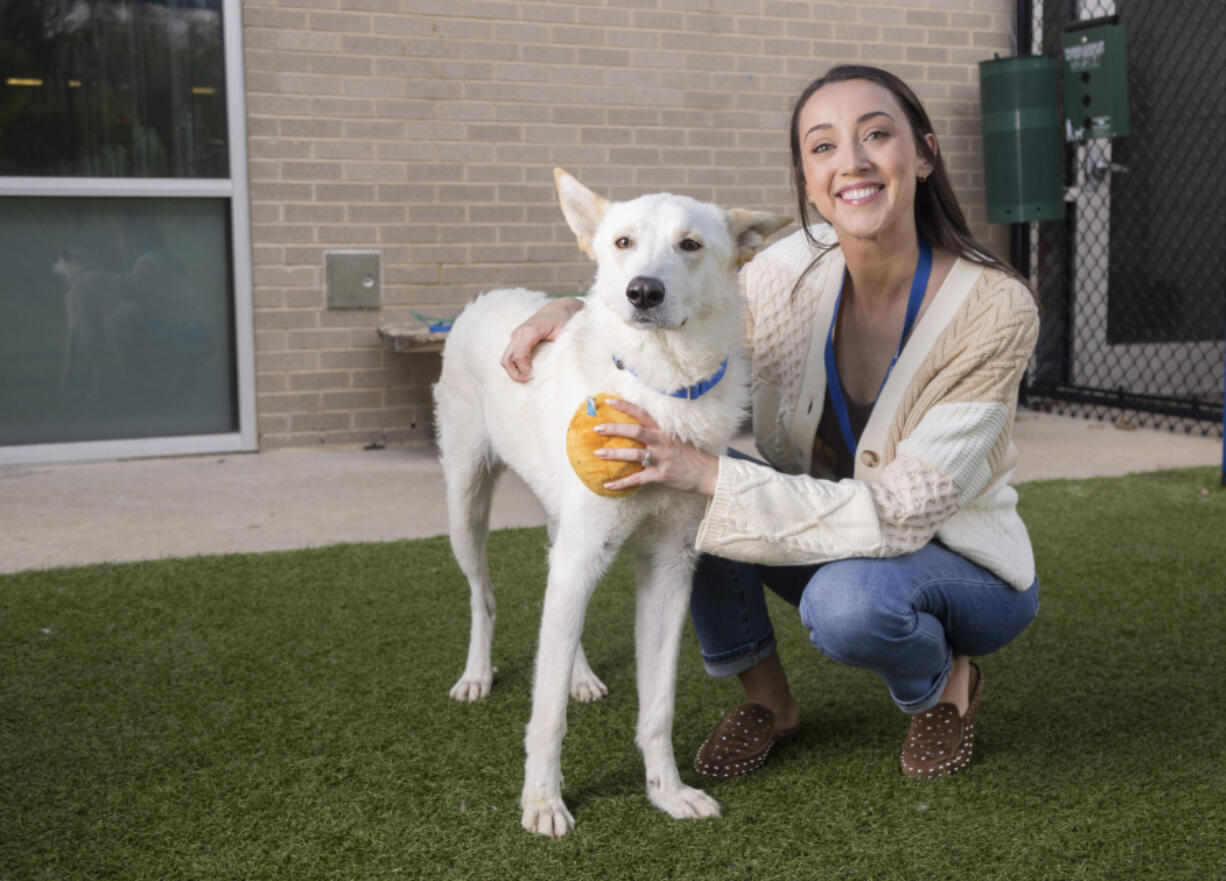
[
  {"xmin": 500, "ymin": 296, "xmax": 584, "ymax": 382},
  {"xmin": 595, "ymin": 398, "xmax": 720, "ymax": 496}
]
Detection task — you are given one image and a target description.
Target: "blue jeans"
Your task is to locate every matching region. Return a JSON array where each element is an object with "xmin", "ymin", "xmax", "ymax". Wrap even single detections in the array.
[{"xmin": 689, "ymin": 543, "xmax": 1039, "ymax": 713}]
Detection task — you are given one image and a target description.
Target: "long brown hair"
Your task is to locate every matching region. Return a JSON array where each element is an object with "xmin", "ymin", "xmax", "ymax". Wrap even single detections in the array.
[{"xmin": 788, "ymin": 64, "xmax": 1027, "ymax": 287}]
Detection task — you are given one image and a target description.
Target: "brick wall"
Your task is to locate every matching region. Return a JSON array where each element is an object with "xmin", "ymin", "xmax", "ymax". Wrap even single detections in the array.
[{"xmin": 242, "ymin": 0, "xmax": 1015, "ymax": 450}]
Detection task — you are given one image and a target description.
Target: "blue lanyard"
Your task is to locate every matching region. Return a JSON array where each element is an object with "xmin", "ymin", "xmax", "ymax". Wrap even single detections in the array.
[{"xmin": 824, "ymin": 237, "xmax": 932, "ymax": 457}]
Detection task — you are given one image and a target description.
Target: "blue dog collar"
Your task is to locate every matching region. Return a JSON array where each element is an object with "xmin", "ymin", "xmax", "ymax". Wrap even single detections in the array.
[{"xmin": 611, "ymin": 354, "xmax": 730, "ymax": 400}]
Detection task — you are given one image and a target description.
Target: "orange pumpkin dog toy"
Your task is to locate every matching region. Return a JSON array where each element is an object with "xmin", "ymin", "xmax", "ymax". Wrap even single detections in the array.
[{"xmin": 566, "ymin": 394, "xmax": 644, "ymax": 497}]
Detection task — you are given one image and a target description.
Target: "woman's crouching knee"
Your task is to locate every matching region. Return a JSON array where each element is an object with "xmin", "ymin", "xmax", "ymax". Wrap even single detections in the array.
[{"xmin": 798, "ymin": 560, "xmax": 911, "ymax": 668}]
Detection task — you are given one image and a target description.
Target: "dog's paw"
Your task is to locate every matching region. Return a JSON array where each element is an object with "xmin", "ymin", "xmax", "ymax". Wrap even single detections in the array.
[
  {"xmin": 649, "ymin": 783, "xmax": 722, "ymax": 821},
  {"xmin": 569, "ymin": 670, "xmax": 609, "ymax": 703},
  {"xmin": 520, "ymin": 797, "xmax": 575, "ymax": 838},
  {"xmin": 448, "ymin": 671, "xmax": 492, "ymax": 702}
]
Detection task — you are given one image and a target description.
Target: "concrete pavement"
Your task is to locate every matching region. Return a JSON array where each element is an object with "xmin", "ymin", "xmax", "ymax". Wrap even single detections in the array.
[{"xmin": 1, "ymin": 409, "xmax": 1221, "ymax": 575}]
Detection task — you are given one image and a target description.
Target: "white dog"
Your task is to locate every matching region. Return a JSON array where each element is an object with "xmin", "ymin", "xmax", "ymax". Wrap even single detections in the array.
[{"xmin": 433, "ymin": 169, "xmax": 788, "ymax": 837}]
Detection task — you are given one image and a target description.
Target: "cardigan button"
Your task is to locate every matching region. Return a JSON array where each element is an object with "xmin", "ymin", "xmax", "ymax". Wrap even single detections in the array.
[{"xmin": 860, "ymin": 449, "xmax": 880, "ymax": 468}]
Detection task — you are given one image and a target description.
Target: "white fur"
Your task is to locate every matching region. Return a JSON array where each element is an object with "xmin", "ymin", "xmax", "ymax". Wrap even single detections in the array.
[{"xmin": 433, "ymin": 170, "xmax": 789, "ymax": 838}]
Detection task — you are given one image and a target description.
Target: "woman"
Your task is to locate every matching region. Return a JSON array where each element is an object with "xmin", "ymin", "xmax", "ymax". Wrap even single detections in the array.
[{"xmin": 501, "ymin": 65, "xmax": 1039, "ymax": 780}]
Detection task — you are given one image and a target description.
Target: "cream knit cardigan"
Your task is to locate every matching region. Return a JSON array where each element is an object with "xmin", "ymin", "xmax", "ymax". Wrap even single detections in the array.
[{"xmin": 695, "ymin": 226, "xmax": 1040, "ymax": 591}]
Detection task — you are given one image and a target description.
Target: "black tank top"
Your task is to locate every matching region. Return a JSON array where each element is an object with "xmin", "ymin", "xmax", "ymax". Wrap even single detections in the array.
[{"xmin": 813, "ymin": 385, "xmax": 873, "ymax": 480}]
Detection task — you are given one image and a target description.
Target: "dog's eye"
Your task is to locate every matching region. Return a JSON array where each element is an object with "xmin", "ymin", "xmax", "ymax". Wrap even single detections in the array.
[
  {"xmin": 679, "ymin": 238, "xmax": 703, "ymax": 252},
  {"xmin": 614, "ymin": 236, "xmax": 633, "ymax": 249}
]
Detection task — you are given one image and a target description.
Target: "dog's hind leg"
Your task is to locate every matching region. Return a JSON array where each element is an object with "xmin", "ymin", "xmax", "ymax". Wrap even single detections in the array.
[
  {"xmin": 543, "ymin": 514, "xmax": 608, "ymax": 703},
  {"xmin": 543, "ymin": 513, "xmax": 608, "ymax": 703},
  {"xmin": 632, "ymin": 534, "xmax": 721, "ymax": 822},
  {"xmin": 439, "ymin": 392, "xmax": 504, "ymax": 703},
  {"xmin": 569, "ymin": 642, "xmax": 608, "ymax": 703}
]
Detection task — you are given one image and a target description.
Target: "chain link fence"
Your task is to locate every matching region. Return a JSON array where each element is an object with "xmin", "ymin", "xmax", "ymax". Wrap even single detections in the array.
[{"xmin": 1020, "ymin": 0, "xmax": 1225, "ymax": 437}]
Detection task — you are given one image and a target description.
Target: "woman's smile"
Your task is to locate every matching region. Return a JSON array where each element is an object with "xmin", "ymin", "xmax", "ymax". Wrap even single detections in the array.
[{"xmin": 836, "ymin": 182, "xmax": 885, "ymax": 205}]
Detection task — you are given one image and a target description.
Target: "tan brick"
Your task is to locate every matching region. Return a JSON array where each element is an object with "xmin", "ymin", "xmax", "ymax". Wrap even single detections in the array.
[
  {"xmin": 285, "ymin": 289, "xmax": 326, "ymax": 309},
  {"xmin": 493, "ymin": 22, "xmax": 551, "ymax": 42},
  {"xmin": 308, "ymin": 11, "xmax": 372, "ymax": 33},
  {"xmin": 374, "ymin": 141, "xmax": 435, "ymax": 162},
  {"xmin": 880, "ymin": 25, "xmax": 926, "ymax": 44},
  {"xmin": 908, "ymin": 45, "xmax": 951, "ymax": 63},
  {"xmin": 458, "ymin": 40, "xmax": 518, "ymax": 61},
  {"xmin": 291, "ymin": 412, "xmax": 352, "ymax": 432},
  {"xmin": 578, "ymin": 7, "xmax": 632, "ymax": 26},
  {"xmin": 260, "ymin": 392, "xmax": 322, "ymax": 414},
  {"xmin": 551, "ymin": 25, "xmax": 610, "ymax": 46},
  {"xmin": 785, "ymin": 20, "xmax": 833, "ymax": 39},
  {"xmin": 321, "ymin": 390, "xmax": 384, "ymax": 410},
  {"xmin": 281, "ymin": 118, "xmax": 344, "ymax": 139},
  {"xmin": 289, "ymin": 371, "xmax": 351, "ymax": 391},
  {"xmin": 833, "ymin": 23, "xmax": 880, "ymax": 41},
  {"xmin": 952, "ymin": 12, "xmax": 992, "ymax": 28},
  {"xmin": 633, "ymin": 10, "xmax": 684, "ymax": 29},
  {"xmin": 764, "ymin": 0, "xmax": 812, "ymax": 18},
  {"xmin": 288, "ymin": 329, "xmax": 351, "ymax": 350},
  {"xmin": 520, "ymin": 2, "xmax": 577, "ymax": 23},
  {"xmin": 286, "ymin": 203, "xmax": 346, "ymax": 223},
  {"xmin": 929, "ymin": 27, "xmax": 972, "ymax": 46},
  {"xmin": 322, "ymin": 349, "xmax": 384, "ymax": 369},
  {"xmin": 246, "ymin": 50, "xmax": 311, "ymax": 75},
  {"xmin": 348, "ymin": 0, "xmax": 400, "ymax": 11},
  {"xmin": 258, "ymin": 414, "xmax": 290, "ymax": 435},
  {"xmin": 903, "ymin": 9, "xmax": 947, "ymax": 28},
  {"xmin": 732, "ymin": 15, "xmax": 783, "ymax": 35},
  {"xmin": 353, "ymin": 368, "xmax": 412, "ymax": 389},
  {"xmin": 243, "ymin": 8, "xmax": 308, "ymax": 29},
  {"xmin": 311, "ymin": 55, "xmax": 372, "ymax": 76},
  {"xmin": 249, "ymin": 138, "xmax": 313, "ymax": 159},
  {"xmin": 343, "ymin": 35, "xmax": 416, "ymax": 57},
  {"xmin": 927, "ymin": 65, "xmax": 972, "ymax": 82}
]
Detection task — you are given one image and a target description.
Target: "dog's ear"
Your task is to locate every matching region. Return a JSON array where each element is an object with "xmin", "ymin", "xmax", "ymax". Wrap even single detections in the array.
[
  {"xmin": 727, "ymin": 210, "xmax": 793, "ymax": 268},
  {"xmin": 554, "ymin": 169, "xmax": 609, "ymax": 261}
]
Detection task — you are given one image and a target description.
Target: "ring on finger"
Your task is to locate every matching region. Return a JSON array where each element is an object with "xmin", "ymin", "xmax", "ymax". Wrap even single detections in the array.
[{"xmin": 642, "ymin": 448, "xmax": 652, "ymax": 468}]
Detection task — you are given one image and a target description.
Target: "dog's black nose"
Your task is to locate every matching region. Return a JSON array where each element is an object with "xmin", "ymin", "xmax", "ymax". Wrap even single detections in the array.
[{"xmin": 626, "ymin": 276, "xmax": 665, "ymax": 309}]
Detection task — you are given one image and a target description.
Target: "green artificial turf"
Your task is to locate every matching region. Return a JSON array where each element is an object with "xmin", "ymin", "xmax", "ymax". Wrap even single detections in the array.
[{"xmin": 2, "ymin": 467, "xmax": 1224, "ymax": 880}]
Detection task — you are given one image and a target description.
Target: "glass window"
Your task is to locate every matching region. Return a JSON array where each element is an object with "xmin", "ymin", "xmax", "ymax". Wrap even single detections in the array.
[
  {"xmin": 0, "ymin": 197, "xmax": 237, "ymax": 446},
  {"xmin": 0, "ymin": 0, "xmax": 228, "ymax": 178}
]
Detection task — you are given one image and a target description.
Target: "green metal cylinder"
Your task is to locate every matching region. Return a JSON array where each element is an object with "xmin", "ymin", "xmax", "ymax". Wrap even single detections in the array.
[{"xmin": 978, "ymin": 56, "xmax": 1065, "ymax": 224}]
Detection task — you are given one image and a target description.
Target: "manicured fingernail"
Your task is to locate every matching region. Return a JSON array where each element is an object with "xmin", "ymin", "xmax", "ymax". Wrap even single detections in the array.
[
  {"xmin": 593, "ymin": 449, "xmax": 607, "ymax": 458},
  {"xmin": 593, "ymin": 424, "xmax": 607, "ymax": 433}
]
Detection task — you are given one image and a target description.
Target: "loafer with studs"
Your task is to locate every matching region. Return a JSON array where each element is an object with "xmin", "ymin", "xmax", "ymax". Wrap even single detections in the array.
[
  {"xmin": 694, "ymin": 702, "xmax": 798, "ymax": 779},
  {"xmin": 901, "ymin": 661, "xmax": 983, "ymax": 779}
]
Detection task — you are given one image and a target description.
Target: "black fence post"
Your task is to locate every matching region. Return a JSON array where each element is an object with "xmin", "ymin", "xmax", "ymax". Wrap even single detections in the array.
[
  {"xmin": 1013, "ymin": 0, "xmax": 1033, "ymax": 405},
  {"xmin": 1011, "ymin": 0, "xmax": 1033, "ymax": 280}
]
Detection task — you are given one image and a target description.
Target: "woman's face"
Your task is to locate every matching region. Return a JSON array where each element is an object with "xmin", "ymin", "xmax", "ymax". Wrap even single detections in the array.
[{"xmin": 796, "ymin": 78, "xmax": 935, "ymax": 244}]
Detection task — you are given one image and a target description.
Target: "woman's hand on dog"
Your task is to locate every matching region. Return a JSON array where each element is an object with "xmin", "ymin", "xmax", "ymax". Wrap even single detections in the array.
[
  {"xmin": 594, "ymin": 399, "xmax": 720, "ymax": 497},
  {"xmin": 501, "ymin": 297, "xmax": 585, "ymax": 382}
]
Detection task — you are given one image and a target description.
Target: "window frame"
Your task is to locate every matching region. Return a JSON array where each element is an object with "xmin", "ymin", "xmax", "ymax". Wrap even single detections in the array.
[{"xmin": 0, "ymin": 0, "xmax": 255, "ymax": 465}]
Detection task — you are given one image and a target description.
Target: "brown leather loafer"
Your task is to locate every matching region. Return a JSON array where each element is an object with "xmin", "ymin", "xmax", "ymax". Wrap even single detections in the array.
[
  {"xmin": 901, "ymin": 661, "xmax": 983, "ymax": 779},
  {"xmin": 693, "ymin": 702, "xmax": 799, "ymax": 779}
]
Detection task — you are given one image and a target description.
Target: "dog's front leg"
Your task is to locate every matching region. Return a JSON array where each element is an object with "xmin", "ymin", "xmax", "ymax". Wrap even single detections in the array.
[
  {"xmin": 520, "ymin": 529, "xmax": 618, "ymax": 838},
  {"xmin": 633, "ymin": 540, "xmax": 721, "ymax": 822}
]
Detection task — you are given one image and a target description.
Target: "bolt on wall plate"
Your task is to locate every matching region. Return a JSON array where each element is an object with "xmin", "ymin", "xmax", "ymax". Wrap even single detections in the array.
[{"xmin": 326, "ymin": 251, "xmax": 381, "ymax": 309}]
